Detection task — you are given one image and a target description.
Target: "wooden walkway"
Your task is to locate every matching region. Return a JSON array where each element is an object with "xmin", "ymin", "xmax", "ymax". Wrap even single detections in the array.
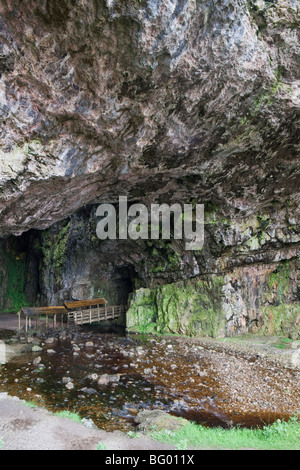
[
  {"xmin": 67, "ymin": 305, "xmax": 125, "ymax": 326},
  {"xmin": 17, "ymin": 298, "xmax": 125, "ymax": 331}
]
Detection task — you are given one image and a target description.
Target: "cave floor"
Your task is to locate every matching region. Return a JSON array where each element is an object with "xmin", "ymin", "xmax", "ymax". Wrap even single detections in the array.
[{"xmin": 0, "ymin": 313, "xmax": 26, "ymax": 331}]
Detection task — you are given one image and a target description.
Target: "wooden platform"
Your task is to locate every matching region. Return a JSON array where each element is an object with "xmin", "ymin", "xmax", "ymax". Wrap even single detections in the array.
[
  {"xmin": 17, "ymin": 299, "xmax": 124, "ymax": 331},
  {"xmin": 18, "ymin": 306, "xmax": 68, "ymax": 332}
]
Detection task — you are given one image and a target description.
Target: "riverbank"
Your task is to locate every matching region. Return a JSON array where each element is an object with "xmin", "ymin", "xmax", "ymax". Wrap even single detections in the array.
[{"xmin": 0, "ymin": 392, "xmax": 176, "ymax": 450}]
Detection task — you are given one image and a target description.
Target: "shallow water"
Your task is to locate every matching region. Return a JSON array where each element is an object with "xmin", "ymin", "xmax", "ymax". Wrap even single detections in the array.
[{"xmin": 0, "ymin": 326, "xmax": 296, "ymax": 432}]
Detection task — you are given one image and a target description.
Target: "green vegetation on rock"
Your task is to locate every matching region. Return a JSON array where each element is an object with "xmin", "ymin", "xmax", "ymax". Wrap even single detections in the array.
[
  {"xmin": 3, "ymin": 244, "xmax": 28, "ymax": 312},
  {"xmin": 261, "ymin": 303, "xmax": 300, "ymax": 338},
  {"xmin": 38, "ymin": 220, "xmax": 71, "ymax": 288},
  {"xmin": 268, "ymin": 261, "xmax": 290, "ymax": 304},
  {"xmin": 145, "ymin": 240, "xmax": 182, "ymax": 275},
  {"xmin": 127, "ymin": 276, "xmax": 226, "ymax": 338}
]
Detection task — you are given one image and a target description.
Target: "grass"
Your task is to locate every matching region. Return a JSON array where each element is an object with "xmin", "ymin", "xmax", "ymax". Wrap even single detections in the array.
[
  {"xmin": 273, "ymin": 338, "xmax": 294, "ymax": 349},
  {"xmin": 127, "ymin": 431, "xmax": 140, "ymax": 439},
  {"xmin": 150, "ymin": 416, "xmax": 300, "ymax": 450},
  {"xmin": 23, "ymin": 401, "xmax": 38, "ymax": 408},
  {"xmin": 96, "ymin": 442, "xmax": 108, "ymax": 450},
  {"xmin": 24, "ymin": 403, "xmax": 84, "ymax": 424},
  {"xmin": 54, "ymin": 410, "xmax": 83, "ymax": 423}
]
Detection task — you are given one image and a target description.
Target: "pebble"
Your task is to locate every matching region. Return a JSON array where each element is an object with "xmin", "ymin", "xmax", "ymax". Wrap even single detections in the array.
[
  {"xmin": 80, "ymin": 387, "xmax": 98, "ymax": 395},
  {"xmin": 87, "ymin": 373, "xmax": 98, "ymax": 381},
  {"xmin": 98, "ymin": 374, "xmax": 120, "ymax": 386},
  {"xmin": 62, "ymin": 377, "xmax": 73, "ymax": 384},
  {"xmin": 65, "ymin": 382, "xmax": 74, "ymax": 390},
  {"xmin": 136, "ymin": 347, "xmax": 145, "ymax": 356},
  {"xmin": 45, "ymin": 337, "xmax": 55, "ymax": 344},
  {"xmin": 81, "ymin": 418, "xmax": 96, "ymax": 429}
]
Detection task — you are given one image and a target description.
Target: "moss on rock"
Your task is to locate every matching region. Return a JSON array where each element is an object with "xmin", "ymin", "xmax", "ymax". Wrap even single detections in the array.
[
  {"xmin": 127, "ymin": 276, "xmax": 226, "ymax": 337},
  {"xmin": 38, "ymin": 220, "xmax": 71, "ymax": 289},
  {"xmin": 126, "ymin": 288, "xmax": 157, "ymax": 333},
  {"xmin": 268, "ymin": 261, "xmax": 291, "ymax": 304},
  {"xmin": 261, "ymin": 303, "xmax": 300, "ymax": 338},
  {"xmin": 2, "ymin": 243, "xmax": 28, "ymax": 312}
]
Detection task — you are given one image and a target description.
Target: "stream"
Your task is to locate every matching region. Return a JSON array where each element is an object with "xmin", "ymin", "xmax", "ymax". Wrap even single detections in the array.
[{"xmin": 0, "ymin": 326, "xmax": 298, "ymax": 433}]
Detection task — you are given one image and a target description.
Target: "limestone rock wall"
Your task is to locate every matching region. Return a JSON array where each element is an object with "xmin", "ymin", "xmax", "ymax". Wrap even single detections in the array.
[{"xmin": 127, "ymin": 259, "xmax": 300, "ymax": 338}]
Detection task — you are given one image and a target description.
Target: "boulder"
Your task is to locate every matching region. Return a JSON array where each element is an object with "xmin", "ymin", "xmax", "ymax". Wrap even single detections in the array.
[{"xmin": 134, "ymin": 410, "xmax": 189, "ymax": 433}]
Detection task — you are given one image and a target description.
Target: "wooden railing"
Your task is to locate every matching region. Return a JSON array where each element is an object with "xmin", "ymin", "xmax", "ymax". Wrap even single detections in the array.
[
  {"xmin": 67, "ymin": 305, "xmax": 125, "ymax": 325},
  {"xmin": 17, "ymin": 303, "xmax": 125, "ymax": 331}
]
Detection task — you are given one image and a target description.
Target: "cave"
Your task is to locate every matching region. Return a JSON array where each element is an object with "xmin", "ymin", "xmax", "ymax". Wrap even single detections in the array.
[
  {"xmin": 0, "ymin": 206, "xmax": 146, "ymax": 314},
  {"xmin": 0, "ymin": 0, "xmax": 298, "ymax": 337},
  {"xmin": 0, "ymin": 0, "xmax": 299, "ymax": 451}
]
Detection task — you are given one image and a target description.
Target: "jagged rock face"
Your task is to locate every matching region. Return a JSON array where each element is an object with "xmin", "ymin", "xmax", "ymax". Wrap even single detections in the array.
[
  {"xmin": 0, "ymin": 1, "xmax": 299, "ymax": 336},
  {"xmin": 0, "ymin": 0, "xmax": 299, "ymax": 237}
]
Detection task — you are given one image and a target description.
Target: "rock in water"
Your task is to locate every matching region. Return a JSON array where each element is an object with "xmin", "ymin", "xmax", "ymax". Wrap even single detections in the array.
[{"xmin": 97, "ymin": 374, "xmax": 120, "ymax": 386}]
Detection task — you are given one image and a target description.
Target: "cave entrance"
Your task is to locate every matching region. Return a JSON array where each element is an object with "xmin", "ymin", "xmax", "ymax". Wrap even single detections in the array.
[
  {"xmin": 113, "ymin": 264, "xmax": 138, "ymax": 307},
  {"xmin": 0, "ymin": 227, "xmax": 140, "ymax": 316}
]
